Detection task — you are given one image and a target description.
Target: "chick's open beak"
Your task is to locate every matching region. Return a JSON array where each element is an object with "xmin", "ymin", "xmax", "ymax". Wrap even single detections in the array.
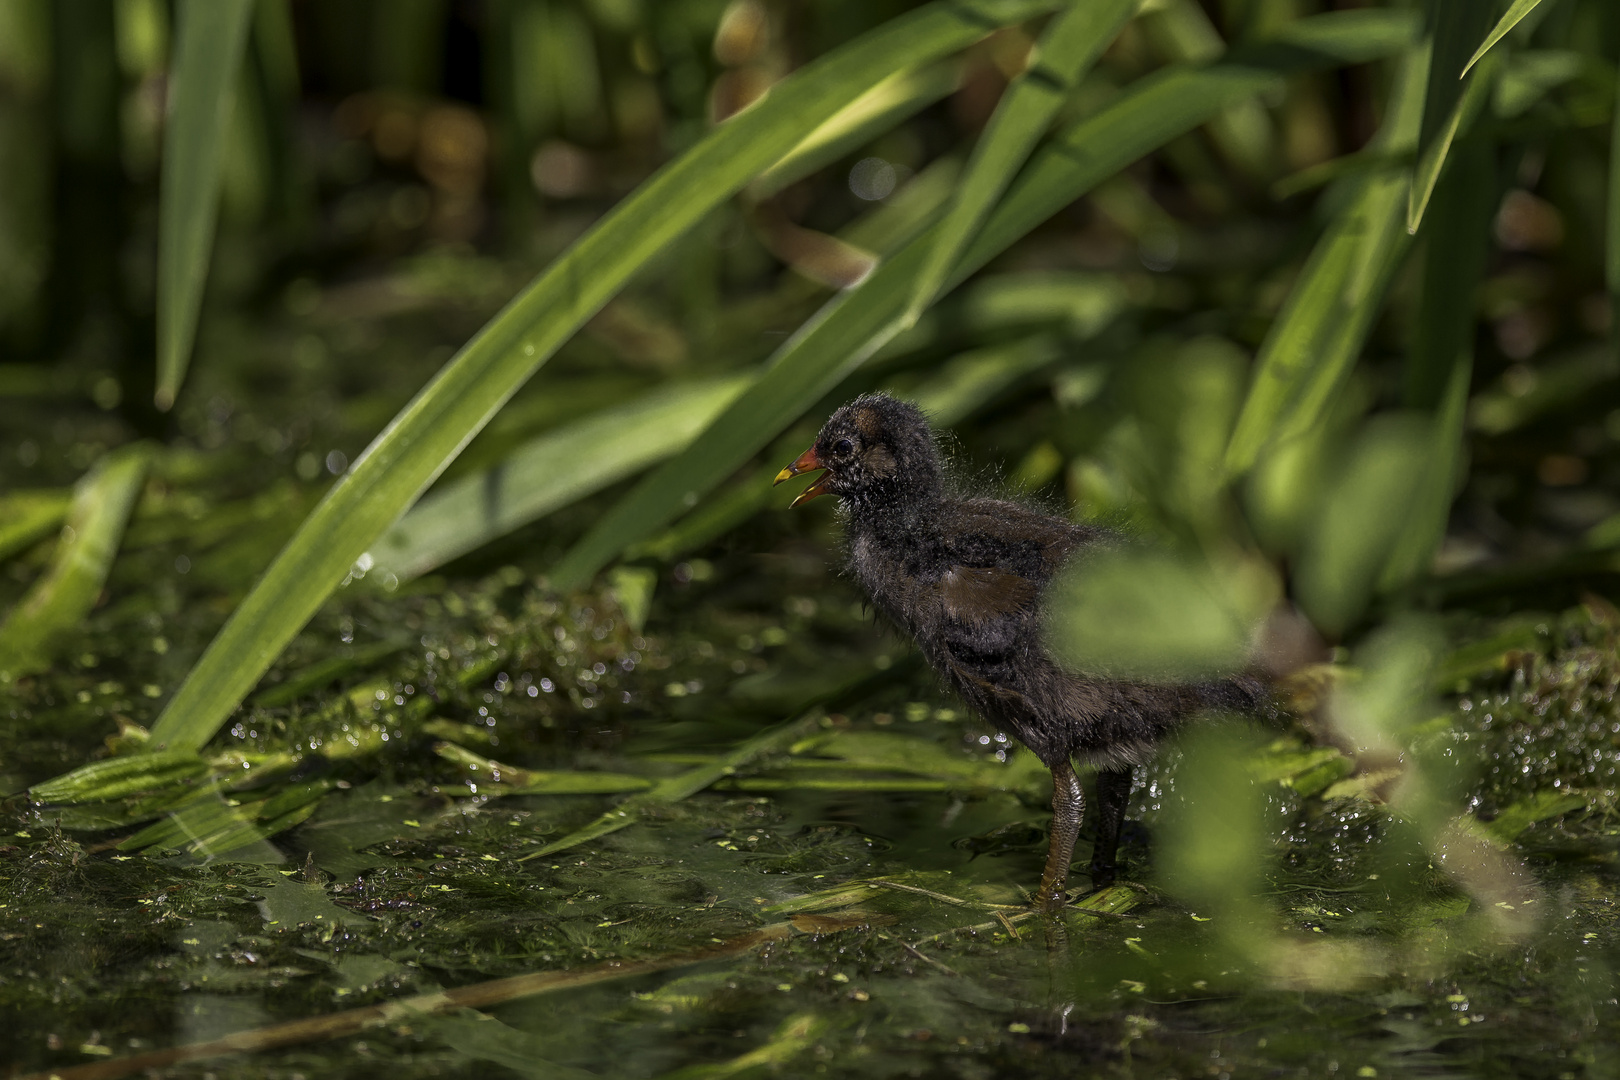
[{"xmin": 775, "ymin": 446, "xmax": 832, "ymax": 508}]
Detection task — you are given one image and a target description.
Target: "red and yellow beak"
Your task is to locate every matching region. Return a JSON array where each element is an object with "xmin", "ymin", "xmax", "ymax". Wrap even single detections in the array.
[{"xmin": 774, "ymin": 445, "xmax": 833, "ymax": 508}]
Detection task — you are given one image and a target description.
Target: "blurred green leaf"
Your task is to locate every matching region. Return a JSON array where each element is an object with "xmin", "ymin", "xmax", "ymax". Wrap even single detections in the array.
[
  {"xmin": 1407, "ymin": 0, "xmax": 1499, "ymax": 235},
  {"xmin": 909, "ymin": 335, "xmax": 1062, "ymax": 426},
  {"xmin": 0, "ymin": 444, "xmax": 151, "ymax": 678},
  {"xmin": 1295, "ymin": 416, "xmax": 1432, "ymax": 636},
  {"xmin": 1461, "ymin": 0, "xmax": 1556, "ymax": 78},
  {"xmin": 1046, "ymin": 548, "xmax": 1276, "ymax": 680},
  {"xmin": 1609, "ymin": 45, "xmax": 1620, "ymax": 353},
  {"xmin": 0, "ymin": 488, "xmax": 71, "ymax": 562},
  {"xmin": 903, "ymin": 0, "xmax": 1137, "ymax": 324},
  {"xmin": 1141, "ymin": 0, "xmax": 1274, "ymax": 180},
  {"xmin": 1494, "ymin": 49, "xmax": 1584, "ymax": 118},
  {"xmin": 154, "ymin": 0, "xmax": 254, "ymax": 411},
  {"xmin": 1158, "ymin": 726, "xmax": 1269, "ymax": 920},
  {"xmin": 368, "ymin": 376, "xmax": 751, "ymax": 583},
  {"xmin": 1469, "ymin": 345, "xmax": 1617, "ymax": 435},
  {"xmin": 147, "ymin": 0, "xmax": 1060, "ymax": 754},
  {"xmin": 554, "ymin": 8, "xmax": 1419, "ymax": 590}
]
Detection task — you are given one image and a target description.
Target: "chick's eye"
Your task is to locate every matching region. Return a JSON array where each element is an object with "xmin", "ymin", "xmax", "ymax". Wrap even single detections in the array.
[{"xmin": 833, "ymin": 438, "xmax": 854, "ymax": 456}]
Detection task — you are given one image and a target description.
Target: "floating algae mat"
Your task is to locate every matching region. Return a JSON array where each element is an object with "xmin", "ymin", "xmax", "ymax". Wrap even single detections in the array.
[{"xmin": 4, "ymin": 544, "xmax": 1620, "ymax": 1078}]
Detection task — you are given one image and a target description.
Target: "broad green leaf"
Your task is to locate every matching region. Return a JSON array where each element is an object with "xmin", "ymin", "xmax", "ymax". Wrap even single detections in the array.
[
  {"xmin": 147, "ymin": 0, "xmax": 1061, "ymax": 754},
  {"xmin": 552, "ymin": 8, "xmax": 1419, "ymax": 590},
  {"xmin": 1159, "ymin": 728, "xmax": 1269, "ymax": 923},
  {"xmin": 1224, "ymin": 44, "xmax": 1427, "ymax": 477},
  {"xmin": 1461, "ymin": 0, "xmax": 1558, "ymax": 78},
  {"xmin": 1296, "ymin": 417, "xmax": 1433, "ymax": 635},
  {"xmin": 368, "ymin": 376, "xmax": 751, "ymax": 582},
  {"xmin": 154, "ymin": 0, "xmax": 254, "ymax": 411},
  {"xmin": 903, "ymin": 0, "xmax": 1137, "ymax": 324},
  {"xmin": 1046, "ymin": 548, "xmax": 1277, "ymax": 680},
  {"xmin": 0, "ymin": 444, "xmax": 151, "ymax": 678}
]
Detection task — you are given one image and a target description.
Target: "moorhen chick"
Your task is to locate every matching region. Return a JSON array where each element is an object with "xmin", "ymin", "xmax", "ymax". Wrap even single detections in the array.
[{"xmin": 775, "ymin": 393, "xmax": 1263, "ymax": 911}]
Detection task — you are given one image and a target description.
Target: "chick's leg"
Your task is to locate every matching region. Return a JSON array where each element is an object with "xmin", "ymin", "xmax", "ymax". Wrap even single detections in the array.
[
  {"xmin": 1087, "ymin": 766, "xmax": 1134, "ymax": 888},
  {"xmin": 1038, "ymin": 758, "xmax": 1083, "ymax": 911}
]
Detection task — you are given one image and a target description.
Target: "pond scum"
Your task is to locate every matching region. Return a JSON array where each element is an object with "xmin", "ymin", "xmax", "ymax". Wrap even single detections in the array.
[
  {"xmin": 4, "ymin": 0, "xmax": 1620, "ymax": 1076},
  {"xmin": 2, "ymin": 540, "xmax": 1619, "ymax": 1077}
]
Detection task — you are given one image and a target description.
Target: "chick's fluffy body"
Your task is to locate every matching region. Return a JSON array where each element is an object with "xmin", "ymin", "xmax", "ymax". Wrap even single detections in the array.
[{"xmin": 812, "ymin": 393, "xmax": 1254, "ymax": 771}]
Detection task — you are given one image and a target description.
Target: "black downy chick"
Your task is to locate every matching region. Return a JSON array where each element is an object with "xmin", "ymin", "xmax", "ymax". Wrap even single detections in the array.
[{"xmin": 776, "ymin": 393, "xmax": 1263, "ymax": 911}]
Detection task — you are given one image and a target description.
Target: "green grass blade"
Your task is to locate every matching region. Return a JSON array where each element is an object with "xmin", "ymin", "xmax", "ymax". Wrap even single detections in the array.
[
  {"xmin": 551, "ymin": 11, "xmax": 1418, "ymax": 590},
  {"xmin": 368, "ymin": 376, "xmax": 751, "ymax": 582},
  {"xmin": 146, "ymin": 0, "xmax": 1059, "ymax": 755},
  {"xmin": 154, "ymin": 0, "xmax": 254, "ymax": 412},
  {"xmin": 1407, "ymin": 0, "xmax": 1499, "ymax": 234},
  {"xmin": 1381, "ymin": 135, "xmax": 1496, "ymax": 585},
  {"xmin": 902, "ymin": 0, "xmax": 1138, "ymax": 325},
  {"xmin": 0, "ymin": 444, "xmax": 151, "ymax": 678},
  {"xmin": 1461, "ymin": 0, "xmax": 1556, "ymax": 78},
  {"xmin": 1224, "ymin": 43, "xmax": 1427, "ymax": 477},
  {"xmin": 518, "ymin": 712, "xmax": 822, "ymax": 860},
  {"xmin": 1406, "ymin": 50, "xmax": 1499, "ymax": 235}
]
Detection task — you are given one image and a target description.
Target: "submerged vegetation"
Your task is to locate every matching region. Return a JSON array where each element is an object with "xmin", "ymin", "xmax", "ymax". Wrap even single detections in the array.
[{"xmin": 3, "ymin": 0, "xmax": 1620, "ymax": 1075}]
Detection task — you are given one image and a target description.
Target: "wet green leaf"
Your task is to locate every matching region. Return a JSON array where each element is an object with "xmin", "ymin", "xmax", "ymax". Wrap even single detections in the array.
[
  {"xmin": 434, "ymin": 741, "xmax": 654, "ymax": 795},
  {"xmin": 28, "ymin": 749, "xmax": 209, "ymax": 804},
  {"xmin": 520, "ymin": 712, "xmax": 823, "ymax": 860},
  {"xmin": 0, "ymin": 488, "xmax": 71, "ymax": 562},
  {"xmin": 0, "ymin": 444, "xmax": 152, "ymax": 677}
]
